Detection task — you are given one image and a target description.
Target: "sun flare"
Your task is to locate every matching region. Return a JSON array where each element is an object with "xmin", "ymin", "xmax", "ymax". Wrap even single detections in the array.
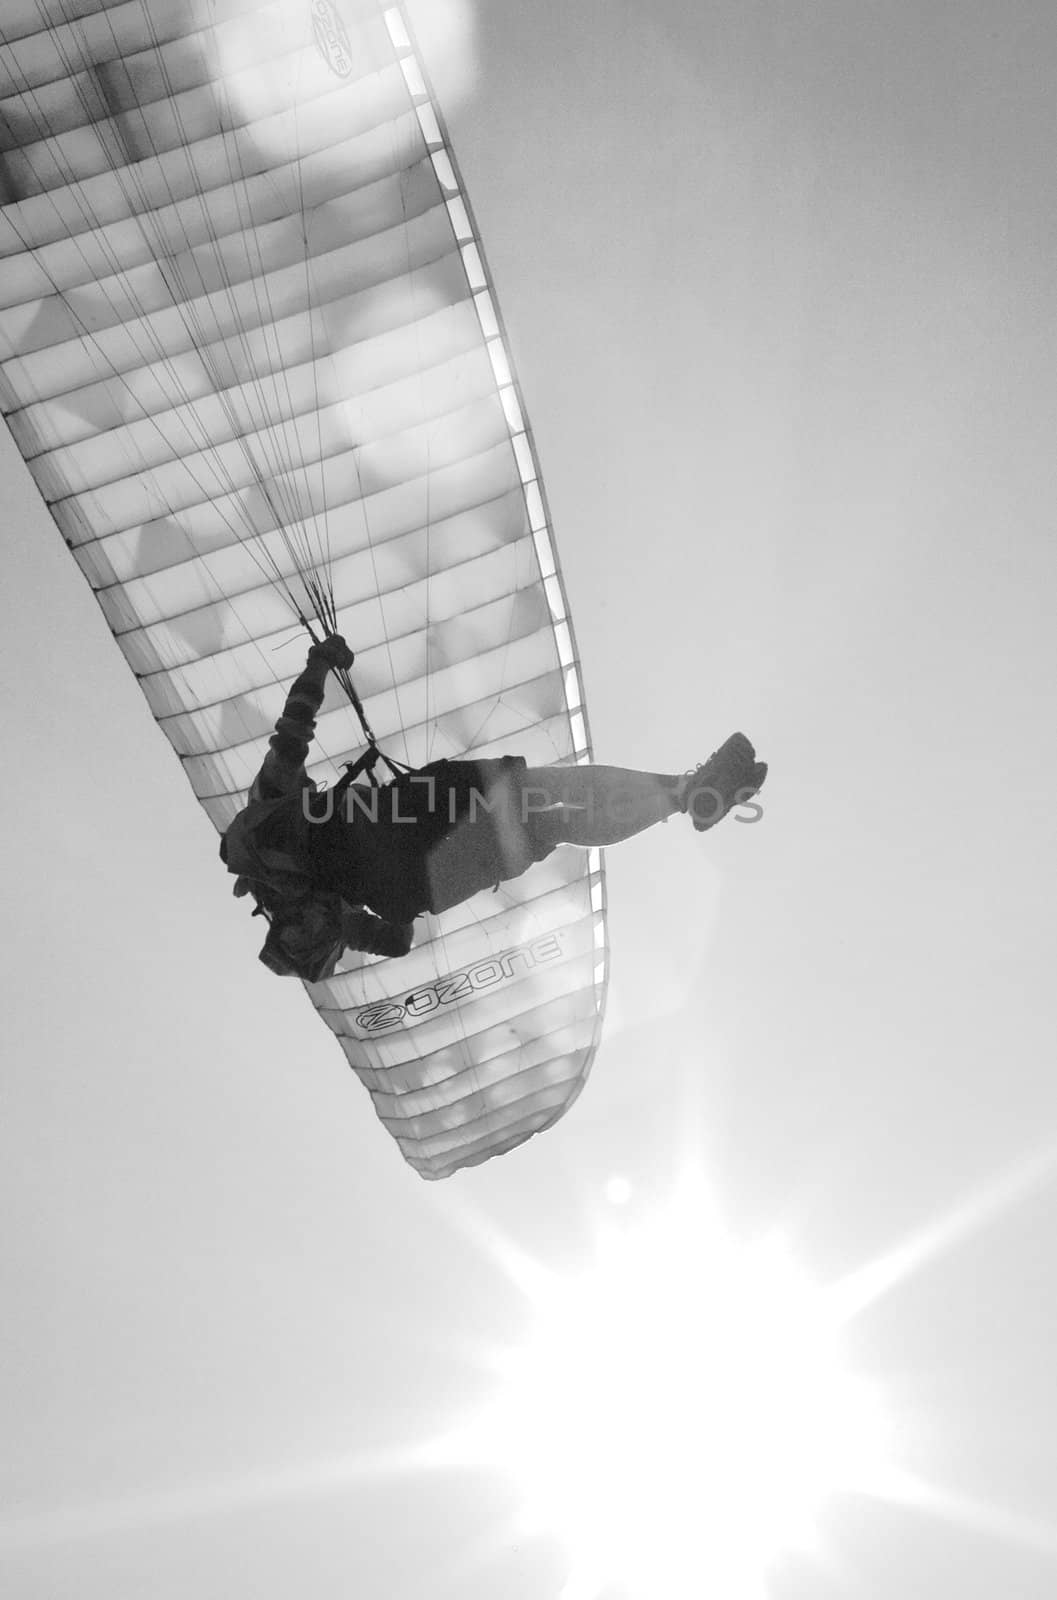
[{"xmin": 450, "ymin": 1176, "xmax": 896, "ymax": 1600}]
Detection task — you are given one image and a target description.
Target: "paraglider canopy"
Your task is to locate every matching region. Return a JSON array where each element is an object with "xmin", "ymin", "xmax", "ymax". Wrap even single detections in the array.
[{"xmin": 0, "ymin": 0, "xmax": 607, "ymax": 1176}]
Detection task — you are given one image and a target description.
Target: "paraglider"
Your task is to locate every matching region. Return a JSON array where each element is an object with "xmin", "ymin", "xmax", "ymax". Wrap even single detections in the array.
[
  {"xmin": 219, "ymin": 630, "xmax": 766, "ymax": 979},
  {"xmin": 0, "ymin": 0, "xmax": 765, "ymax": 1176}
]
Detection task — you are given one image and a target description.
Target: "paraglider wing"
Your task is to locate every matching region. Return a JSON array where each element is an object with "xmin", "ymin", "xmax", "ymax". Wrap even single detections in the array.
[{"xmin": 0, "ymin": 0, "xmax": 607, "ymax": 1177}]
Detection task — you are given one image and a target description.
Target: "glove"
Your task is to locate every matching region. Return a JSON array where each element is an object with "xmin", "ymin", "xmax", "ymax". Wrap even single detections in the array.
[
  {"xmin": 372, "ymin": 921, "xmax": 415, "ymax": 959},
  {"xmin": 342, "ymin": 910, "xmax": 415, "ymax": 959},
  {"xmin": 309, "ymin": 633, "xmax": 355, "ymax": 670}
]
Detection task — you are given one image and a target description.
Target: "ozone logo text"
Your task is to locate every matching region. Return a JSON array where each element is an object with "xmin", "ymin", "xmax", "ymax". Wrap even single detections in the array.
[
  {"xmin": 312, "ymin": 0, "xmax": 353, "ymax": 78},
  {"xmin": 354, "ymin": 934, "xmax": 565, "ymax": 1033}
]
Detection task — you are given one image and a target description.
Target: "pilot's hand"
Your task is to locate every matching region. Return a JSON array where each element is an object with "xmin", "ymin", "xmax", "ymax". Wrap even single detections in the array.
[{"xmin": 309, "ymin": 633, "xmax": 354, "ymax": 670}]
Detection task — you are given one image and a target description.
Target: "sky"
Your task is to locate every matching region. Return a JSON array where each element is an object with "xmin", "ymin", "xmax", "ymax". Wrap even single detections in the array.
[{"xmin": 2, "ymin": 1, "xmax": 1057, "ymax": 1597}]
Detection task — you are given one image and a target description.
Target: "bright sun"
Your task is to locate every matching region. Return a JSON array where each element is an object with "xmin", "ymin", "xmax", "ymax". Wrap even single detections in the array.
[{"xmin": 450, "ymin": 1174, "xmax": 896, "ymax": 1600}]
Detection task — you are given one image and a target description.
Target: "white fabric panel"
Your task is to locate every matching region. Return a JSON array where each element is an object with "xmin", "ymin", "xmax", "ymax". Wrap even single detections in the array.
[
  {"xmin": 36, "ymin": 341, "xmax": 495, "ymax": 500},
  {"xmin": 0, "ymin": 114, "xmax": 421, "ymax": 273},
  {"xmin": 9, "ymin": 289, "xmax": 479, "ymax": 462},
  {"xmin": 0, "ymin": 0, "xmax": 607, "ymax": 1178},
  {"xmin": 52, "ymin": 386, "xmax": 505, "ymax": 543},
  {"xmin": 0, "ymin": 167, "xmax": 443, "ymax": 361}
]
